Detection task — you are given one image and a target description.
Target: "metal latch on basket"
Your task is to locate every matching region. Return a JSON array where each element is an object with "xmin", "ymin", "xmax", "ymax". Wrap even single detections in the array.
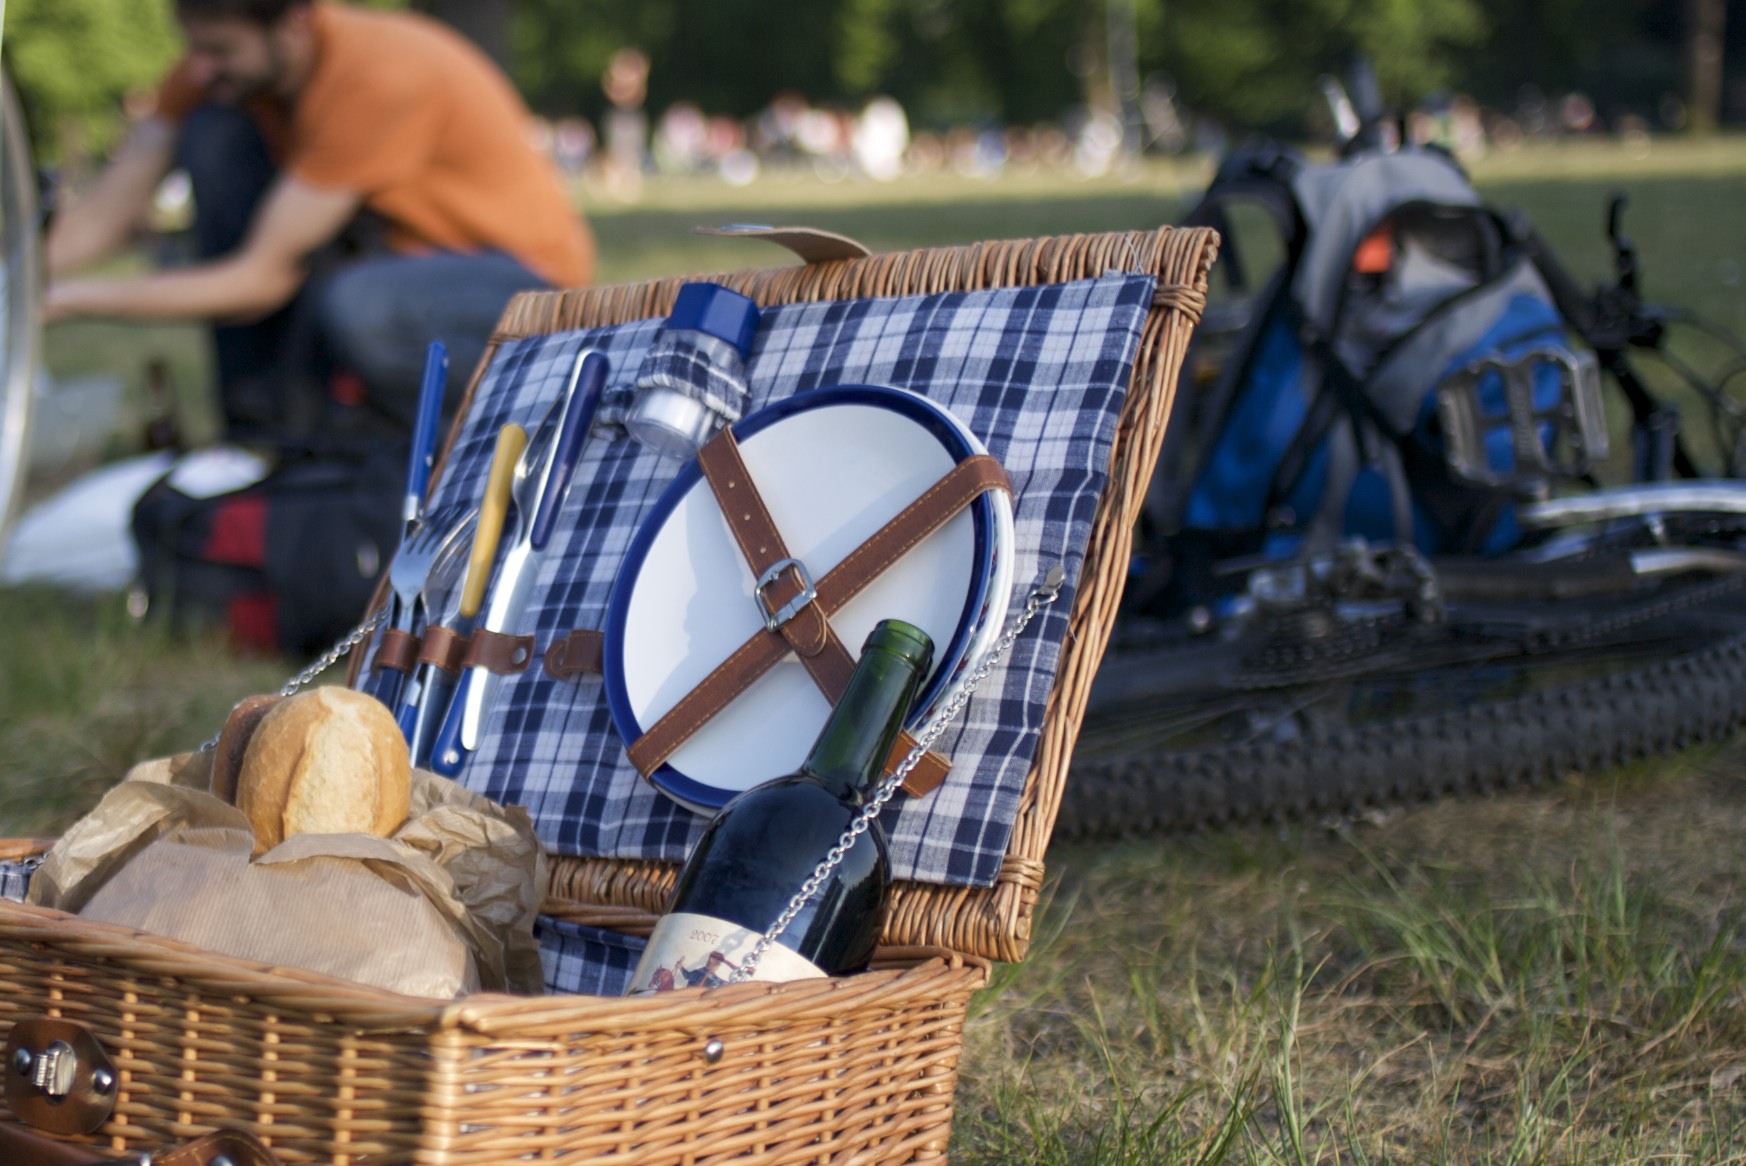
[{"xmin": 4, "ymin": 1018, "xmax": 119, "ymax": 1135}]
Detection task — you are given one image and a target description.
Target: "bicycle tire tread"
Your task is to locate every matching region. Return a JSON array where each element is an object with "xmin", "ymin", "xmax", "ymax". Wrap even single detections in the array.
[{"xmin": 1059, "ymin": 630, "xmax": 1746, "ymax": 838}]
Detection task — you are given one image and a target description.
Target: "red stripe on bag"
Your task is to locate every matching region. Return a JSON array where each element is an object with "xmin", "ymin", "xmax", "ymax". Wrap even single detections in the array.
[
  {"xmin": 204, "ymin": 494, "xmax": 268, "ymax": 567},
  {"xmin": 227, "ymin": 592, "xmax": 278, "ymax": 652}
]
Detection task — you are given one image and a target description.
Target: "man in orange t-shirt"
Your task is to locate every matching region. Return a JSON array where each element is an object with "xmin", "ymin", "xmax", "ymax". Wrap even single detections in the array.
[{"xmin": 46, "ymin": 0, "xmax": 595, "ymax": 440}]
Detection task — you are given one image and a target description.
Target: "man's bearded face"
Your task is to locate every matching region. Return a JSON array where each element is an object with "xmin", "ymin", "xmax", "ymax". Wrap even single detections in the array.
[{"xmin": 179, "ymin": 15, "xmax": 292, "ymax": 104}]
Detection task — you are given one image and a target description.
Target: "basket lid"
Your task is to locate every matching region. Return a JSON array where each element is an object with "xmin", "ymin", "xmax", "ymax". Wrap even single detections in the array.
[{"xmin": 365, "ymin": 227, "xmax": 1217, "ymax": 963}]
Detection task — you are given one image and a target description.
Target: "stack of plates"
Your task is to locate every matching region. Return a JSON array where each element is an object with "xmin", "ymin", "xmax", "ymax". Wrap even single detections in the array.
[{"xmin": 605, "ymin": 385, "xmax": 1015, "ymax": 814}]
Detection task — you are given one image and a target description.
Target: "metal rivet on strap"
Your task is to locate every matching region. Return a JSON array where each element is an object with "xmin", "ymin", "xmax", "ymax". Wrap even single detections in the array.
[
  {"xmin": 702, "ymin": 1038, "xmax": 725, "ymax": 1064},
  {"xmin": 10, "ymin": 1047, "xmax": 30, "ymax": 1076},
  {"xmin": 92, "ymin": 1068, "xmax": 115, "ymax": 1096},
  {"xmin": 211, "ymin": 1155, "xmax": 237, "ymax": 1166}
]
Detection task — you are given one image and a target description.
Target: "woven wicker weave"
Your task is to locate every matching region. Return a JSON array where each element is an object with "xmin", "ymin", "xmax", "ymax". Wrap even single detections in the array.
[{"xmin": 1, "ymin": 225, "xmax": 1215, "ymax": 1166}]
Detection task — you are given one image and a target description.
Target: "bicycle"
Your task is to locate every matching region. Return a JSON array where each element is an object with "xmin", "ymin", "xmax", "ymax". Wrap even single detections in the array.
[
  {"xmin": 0, "ymin": 62, "xmax": 42, "ymax": 559},
  {"xmin": 1059, "ymin": 73, "xmax": 1746, "ymax": 839}
]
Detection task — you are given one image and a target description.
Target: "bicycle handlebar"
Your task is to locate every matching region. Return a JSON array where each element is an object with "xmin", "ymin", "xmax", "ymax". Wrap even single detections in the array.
[{"xmin": 1503, "ymin": 210, "xmax": 1598, "ymax": 337}]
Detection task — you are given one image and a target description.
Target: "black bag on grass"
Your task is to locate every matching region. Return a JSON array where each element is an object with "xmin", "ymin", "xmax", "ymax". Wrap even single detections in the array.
[{"xmin": 130, "ymin": 447, "xmax": 403, "ymax": 656}]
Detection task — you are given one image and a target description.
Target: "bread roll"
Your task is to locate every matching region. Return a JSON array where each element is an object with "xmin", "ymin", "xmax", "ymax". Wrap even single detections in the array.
[
  {"xmin": 236, "ymin": 687, "xmax": 411, "ymax": 855},
  {"xmin": 210, "ymin": 693, "xmax": 284, "ymax": 805}
]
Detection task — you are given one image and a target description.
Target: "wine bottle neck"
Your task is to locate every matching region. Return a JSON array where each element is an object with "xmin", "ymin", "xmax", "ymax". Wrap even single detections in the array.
[{"xmin": 802, "ymin": 636, "xmax": 929, "ymax": 803}]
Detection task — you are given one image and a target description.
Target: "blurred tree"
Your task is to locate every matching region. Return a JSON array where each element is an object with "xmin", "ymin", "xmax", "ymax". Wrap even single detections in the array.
[
  {"xmin": 1138, "ymin": 0, "xmax": 1488, "ymax": 132},
  {"xmin": 509, "ymin": 0, "xmax": 877, "ymax": 122},
  {"xmin": 1465, "ymin": 0, "xmax": 1676, "ymax": 123},
  {"xmin": 509, "ymin": 0, "xmax": 675, "ymax": 118},
  {"xmin": 6, "ymin": 0, "xmax": 182, "ymax": 164},
  {"xmin": 8, "ymin": 0, "xmax": 1740, "ymax": 173},
  {"xmin": 1687, "ymin": 0, "xmax": 1726, "ymax": 131},
  {"xmin": 507, "ymin": 0, "xmax": 1496, "ymax": 134},
  {"xmin": 412, "ymin": 0, "xmax": 514, "ymax": 70}
]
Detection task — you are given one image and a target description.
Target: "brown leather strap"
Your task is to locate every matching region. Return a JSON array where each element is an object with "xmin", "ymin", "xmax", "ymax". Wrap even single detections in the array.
[
  {"xmin": 418, "ymin": 626, "xmax": 473, "ymax": 674},
  {"xmin": 628, "ymin": 442, "xmax": 1010, "ymax": 797},
  {"xmin": 545, "ymin": 629, "xmax": 605, "ymax": 680},
  {"xmin": 461, "ymin": 629, "xmax": 537, "ymax": 674},
  {"xmin": 0, "ymin": 1123, "xmax": 283, "ymax": 1166},
  {"xmin": 374, "ymin": 627, "xmax": 421, "ymax": 673},
  {"xmin": 694, "ymin": 429, "xmax": 953, "ymax": 795},
  {"xmin": 696, "ymin": 429, "xmax": 834, "ymax": 662},
  {"xmin": 0, "ymin": 1120, "xmax": 115, "ymax": 1165},
  {"xmin": 887, "ymin": 729, "xmax": 950, "ymax": 795},
  {"xmin": 154, "ymin": 1129, "xmax": 283, "ymax": 1166}
]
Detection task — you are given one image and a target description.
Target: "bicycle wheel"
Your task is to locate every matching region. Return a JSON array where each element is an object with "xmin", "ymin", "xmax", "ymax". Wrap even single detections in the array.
[
  {"xmin": 1061, "ymin": 566, "xmax": 1746, "ymax": 838},
  {"xmin": 0, "ymin": 67, "xmax": 41, "ymax": 557}
]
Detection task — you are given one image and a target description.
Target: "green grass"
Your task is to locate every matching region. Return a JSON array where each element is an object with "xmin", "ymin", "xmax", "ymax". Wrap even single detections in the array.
[
  {"xmin": 10, "ymin": 135, "xmax": 1746, "ymax": 1162},
  {"xmin": 962, "ymin": 754, "xmax": 1746, "ymax": 1162}
]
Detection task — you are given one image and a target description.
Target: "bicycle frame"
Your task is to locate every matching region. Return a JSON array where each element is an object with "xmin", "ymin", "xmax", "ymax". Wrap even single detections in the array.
[{"xmin": 0, "ymin": 53, "xmax": 42, "ymax": 560}]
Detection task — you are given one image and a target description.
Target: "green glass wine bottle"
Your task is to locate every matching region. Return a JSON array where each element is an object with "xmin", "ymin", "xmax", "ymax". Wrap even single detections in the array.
[{"xmin": 628, "ymin": 619, "xmax": 934, "ymax": 992}]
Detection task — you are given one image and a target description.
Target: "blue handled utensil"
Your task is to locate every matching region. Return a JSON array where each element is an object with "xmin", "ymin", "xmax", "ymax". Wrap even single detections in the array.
[
  {"xmin": 403, "ymin": 340, "xmax": 449, "ymax": 526},
  {"xmin": 402, "ymin": 422, "xmax": 524, "ymax": 767},
  {"xmin": 370, "ymin": 340, "xmax": 453, "ymax": 709},
  {"xmin": 430, "ymin": 348, "xmax": 609, "ymax": 776}
]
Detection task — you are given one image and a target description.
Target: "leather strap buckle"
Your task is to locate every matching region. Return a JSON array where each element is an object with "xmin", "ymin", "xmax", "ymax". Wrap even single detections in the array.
[{"xmin": 753, "ymin": 557, "xmax": 816, "ymax": 632}]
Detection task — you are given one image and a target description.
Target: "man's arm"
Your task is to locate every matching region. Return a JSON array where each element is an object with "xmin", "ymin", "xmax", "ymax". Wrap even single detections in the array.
[
  {"xmin": 44, "ymin": 117, "xmax": 179, "ymax": 277},
  {"xmin": 45, "ymin": 176, "xmax": 362, "ymax": 324}
]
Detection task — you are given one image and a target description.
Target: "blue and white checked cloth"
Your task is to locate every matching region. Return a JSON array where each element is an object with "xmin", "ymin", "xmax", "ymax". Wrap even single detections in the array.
[{"xmin": 375, "ymin": 273, "xmax": 1154, "ymax": 891}]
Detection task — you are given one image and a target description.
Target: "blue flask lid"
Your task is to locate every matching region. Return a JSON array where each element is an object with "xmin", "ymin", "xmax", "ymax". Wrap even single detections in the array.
[{"xmin": 667, "ymin": 282, "xmax": 761, "ymax": 359}]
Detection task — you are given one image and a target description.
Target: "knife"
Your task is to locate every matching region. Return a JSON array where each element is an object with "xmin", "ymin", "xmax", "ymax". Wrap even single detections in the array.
[
  {"xmin": 404, "ymin": 422, "xmax": 524, "ymax": 766},
  {"xmin": 372, "ymin": 339, "xmax": 453, "ymax": 709},
  {"xmin": 405, "ymin": 339, "xmax": 449, "ymax": 527},
  {"xmin": 430, "ymin": 348, "xmax": 609, "ymax": 775}
]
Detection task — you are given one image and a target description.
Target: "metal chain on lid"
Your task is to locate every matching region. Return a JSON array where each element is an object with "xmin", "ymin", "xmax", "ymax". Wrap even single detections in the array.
[
  {"xmin": 197, "ymin": 607, "xmax": 389, "ymax": 753},
  {"xmin": 730, "ymin": 565, "xmax": 1066, "ymax": 984}
]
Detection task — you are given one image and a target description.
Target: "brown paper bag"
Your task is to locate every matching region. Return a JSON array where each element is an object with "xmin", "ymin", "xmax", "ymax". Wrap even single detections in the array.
[{"xmin": 27, "ymin": 752, "xmax": 547, "ymax": 999}]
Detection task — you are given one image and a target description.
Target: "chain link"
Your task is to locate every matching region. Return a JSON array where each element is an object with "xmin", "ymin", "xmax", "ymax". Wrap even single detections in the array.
[
  {"xmin": 197, "ymin": 607, "xmax": 390, "ymax": 753},
  {"xmin": 1533, "ymin": 568, "xmax": 1746, "ymax": 649},
  {"xmin": 1236, "ymin": 557, "xmax": 1746, "ymax": 691},
  {"xmin": 730, "ymin": 565, "xmax": 1066, "ymax": 983}
]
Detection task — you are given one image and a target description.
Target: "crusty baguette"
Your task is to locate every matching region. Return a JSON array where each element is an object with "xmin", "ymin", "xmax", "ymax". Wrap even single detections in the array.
[
  {"xmin": 235, "ymin": 687, "xmax": 411, "ymax": 855},
  {"xmin": 210, "ymin": 693, "xmax": 284, "ymax": 805}
]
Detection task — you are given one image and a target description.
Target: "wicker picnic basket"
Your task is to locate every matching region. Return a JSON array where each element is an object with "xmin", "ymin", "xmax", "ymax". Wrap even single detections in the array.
[{"xmin": 0, "ymin": 223, "xmax": 1216, "ymax": 1165}]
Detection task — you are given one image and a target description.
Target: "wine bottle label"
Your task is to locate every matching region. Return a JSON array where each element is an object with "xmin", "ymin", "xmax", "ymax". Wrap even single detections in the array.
[{"xmin": 628, "ymin": 912, "xmax": 828, "ymax": 993}]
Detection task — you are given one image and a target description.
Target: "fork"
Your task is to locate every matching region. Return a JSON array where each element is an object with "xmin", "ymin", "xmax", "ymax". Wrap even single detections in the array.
[
  {"xmin": 395, "ymin": 506, "xmax": 478, "ymax": 755},
  {"xmin": 368, "ymin": 502, "xmax": 474, "ymax": 709}
]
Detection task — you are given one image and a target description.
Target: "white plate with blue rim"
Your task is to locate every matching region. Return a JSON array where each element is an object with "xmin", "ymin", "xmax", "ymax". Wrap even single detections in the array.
[{"xmin": 604, "ymin": 384, "xmax": 1014, "ymax": 814}]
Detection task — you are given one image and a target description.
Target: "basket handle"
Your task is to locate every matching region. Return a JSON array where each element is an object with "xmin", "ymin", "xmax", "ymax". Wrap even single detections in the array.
[{"xmin": 693, "ymin": 224, "xmax": 873, "ymax": 264}]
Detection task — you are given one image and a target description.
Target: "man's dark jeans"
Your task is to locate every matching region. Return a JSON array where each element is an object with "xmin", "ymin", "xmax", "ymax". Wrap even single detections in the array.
[{"xmin": 177, "ymin": 105, "xmax": 550, "ymax": 442}]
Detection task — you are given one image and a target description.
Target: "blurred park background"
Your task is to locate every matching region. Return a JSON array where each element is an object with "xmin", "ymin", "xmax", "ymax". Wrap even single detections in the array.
[
  {"xmin": 7, "ymin": 4, "xmax": 1746, "ymax": 1160},
  {"xmin": 10, "ymin": 0, "xmax": 1746, "ymax": 187},
  {"xmin": 15, "ymin": 0, "xmax": 1746, "ymax": 454}
]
